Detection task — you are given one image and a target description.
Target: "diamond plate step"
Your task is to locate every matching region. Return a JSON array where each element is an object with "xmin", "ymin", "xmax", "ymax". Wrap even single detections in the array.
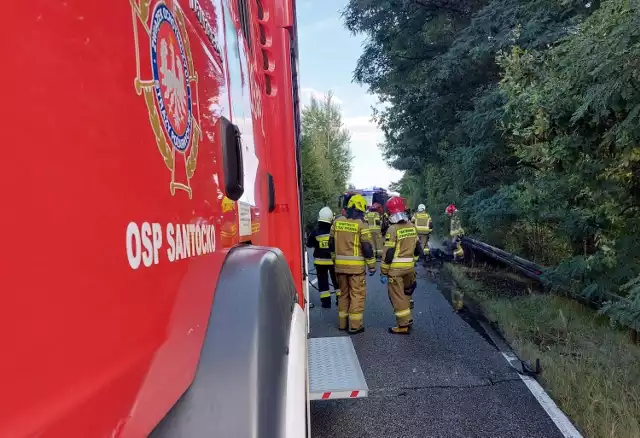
[{"xmin": 308, "ymin": 336, "xmax": 368, "ymax": 401}]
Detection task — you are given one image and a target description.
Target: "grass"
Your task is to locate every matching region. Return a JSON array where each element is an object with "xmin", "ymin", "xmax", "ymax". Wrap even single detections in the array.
[{"xmin": 443, "ymin": 264, "xmax": 640, "ymax": 438}]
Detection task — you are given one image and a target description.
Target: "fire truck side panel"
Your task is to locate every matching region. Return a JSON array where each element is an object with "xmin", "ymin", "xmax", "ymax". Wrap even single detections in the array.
[{"xmin": 0, "ymin": 0, "xmax": 302, "ymax": 436}]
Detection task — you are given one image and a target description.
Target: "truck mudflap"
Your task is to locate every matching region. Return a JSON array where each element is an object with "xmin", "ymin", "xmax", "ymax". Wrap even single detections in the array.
[{"xmin": 308, "ymin": 337, "xmax": 368, "ymax": 400}]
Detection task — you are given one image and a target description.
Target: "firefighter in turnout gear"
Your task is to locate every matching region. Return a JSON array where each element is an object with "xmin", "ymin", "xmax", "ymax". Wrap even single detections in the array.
[
  {"xmin": 381, "ymin": 197, "xmax": 422, "ymax": 335},
  {"xmin": 365, "ymin": 203, "xmax": 383, "ymax": 257},
  {"xmin": 446, "ymin": 204, "xmax": 465, "ymax": 311},
  {"xmin": 446, "ymin": 204, "xmax": 465, "ymax": 261},
  {"xmin": 306, "ymin": 207, "xmax": 340, "ymax": 308},
  {"xmin": 412, "ymin": 204, "xmax": 433, "ymax": 258},
  {"xmin": 330, "ymin": 194, "xmax": 376, "ymax": 334}
]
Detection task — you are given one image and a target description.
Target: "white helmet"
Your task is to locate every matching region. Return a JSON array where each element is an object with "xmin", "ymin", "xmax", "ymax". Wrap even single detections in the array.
[
  {"xmin": 418, "ymin": 204, "xmax": 426, "ymax": 212},
  {"xmin": 318, "ymin": 206, "xmax": 333, "ymax": 223}
]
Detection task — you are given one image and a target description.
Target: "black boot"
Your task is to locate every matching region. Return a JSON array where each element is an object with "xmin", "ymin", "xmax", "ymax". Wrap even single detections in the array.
[
  {"xmin": 320, "ymin": 297, "xmax": 331, "ymax": 308},
  {"xmin": 348, "ymin": 326, "xmax": 365, "ymax": 334}
]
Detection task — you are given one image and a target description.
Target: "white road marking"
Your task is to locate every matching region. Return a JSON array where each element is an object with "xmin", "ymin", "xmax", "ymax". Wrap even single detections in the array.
[
  {"xmin": 501, "ymin": 352, "xmax": 583, "ymax": 438},
  {"xmin": 311, "ymin": 278, "xmax": 318, "ymax": 286}
]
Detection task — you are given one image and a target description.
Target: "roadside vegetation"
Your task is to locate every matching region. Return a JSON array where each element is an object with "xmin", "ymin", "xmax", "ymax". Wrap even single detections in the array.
[
  {"xmin": 343, "ymin": 0, "xmax": 640, "ymax": 328},
  {"xmin": 443, "ymin": 263, "xmax": 640, "ymax": 438},
  {"xmin": 300, "ymin": 92, "xmax": 353, "ymax": 231}
]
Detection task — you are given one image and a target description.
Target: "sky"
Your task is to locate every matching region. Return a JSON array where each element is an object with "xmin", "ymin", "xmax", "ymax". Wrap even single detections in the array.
[{"xmin": 296, "ymin": 0, "xmax": 404, "ymax": 190}]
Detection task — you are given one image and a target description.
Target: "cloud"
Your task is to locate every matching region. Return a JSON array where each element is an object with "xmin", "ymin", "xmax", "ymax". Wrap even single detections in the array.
[
  {"xmin": 300, "ymin": 87, "xmax": 325, "ymax": 101},
  {"xmin": 343, "ymin": 116, "xmax": 383, "ymax": 143},
  {"xmin": 300, "ymin": 87, "xmax": 344, "ymax": 106},
  {"xmin": 348, "ymin": 140, "xmax": 404, "ymax": 189},
  {"xmin": 341, "ymin": 115, "xmax": 403, "ymax": 189}
]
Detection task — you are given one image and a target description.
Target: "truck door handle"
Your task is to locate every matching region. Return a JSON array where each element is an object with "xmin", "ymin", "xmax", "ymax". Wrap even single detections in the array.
[
  {"xmin": 267, "ymin": 173, "xmax": 276, "ymax": 212},
  {"xmin": 220, "ymin": 116, "xmax": 244, "ymax": 201}
]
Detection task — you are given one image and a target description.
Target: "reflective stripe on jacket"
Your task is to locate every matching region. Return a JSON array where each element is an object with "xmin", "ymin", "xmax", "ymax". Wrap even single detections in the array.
[
  {"xmin": 364, "ymin": 211, "xmax": 381, "ymax": 230},
  {"xmin": 331, "ymin": 216, "xmax": 376, "ymax": 274},
  {"xmin": 382, "ymin": 222, "xmax": 420, "ymax": 276},
  {"xmin": 449, "ymin": 213, "xmax": 464, "ymax": 237},
  {"xmin": 413, "ymin": 212, "xmax": 432, "ymax": 233},
  {"xmin": 306, "ymin": 226, "xmax": 334, "ymax": 264}
]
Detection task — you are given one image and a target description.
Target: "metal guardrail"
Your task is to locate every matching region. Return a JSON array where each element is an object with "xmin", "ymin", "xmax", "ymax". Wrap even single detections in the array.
[
  {"xmin": 461, "ymin": 237, "xmax": 545, "ymax": 280},
  {"xmin": 462, "ymin": 236, "xmax": 633, "ymax": 304},
  {"xmin": 461, "ymin": 236, "xmax": 638, "ymax": 342}
]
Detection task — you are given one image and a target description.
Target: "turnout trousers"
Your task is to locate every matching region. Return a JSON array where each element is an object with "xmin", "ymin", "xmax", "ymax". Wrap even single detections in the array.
[
  {"xmin": 388, "ymin": 271, "xmax": 416, "ymax": 327},
  {"xmin": 452, "ymin": 237, "xmax": 464, "ymax": 260},
  {"xmin": 315, "ymin": 263, "xmax": 340, "ymax": 306},
  {"xmin": 371, "ymin": 229, "xmax": 384, "ymax": 257},
  {"xmin": 337, "ymin": 273, "xmax": 366, "ymax": 330},
  {"xmin": 418, "ymin": 232, "xmax": 430, "ymax": 256}
]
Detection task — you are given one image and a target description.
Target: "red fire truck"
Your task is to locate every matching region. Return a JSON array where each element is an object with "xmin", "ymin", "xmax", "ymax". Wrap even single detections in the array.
[{"xmin": 2, "ymin": 1, "xmax": 367, "ymax": 436}]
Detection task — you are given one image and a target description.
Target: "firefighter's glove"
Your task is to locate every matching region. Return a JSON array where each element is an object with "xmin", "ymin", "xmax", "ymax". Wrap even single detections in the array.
[{"xmin": 380, "ymin": 275, "xmax": 388, "ymax": 284}]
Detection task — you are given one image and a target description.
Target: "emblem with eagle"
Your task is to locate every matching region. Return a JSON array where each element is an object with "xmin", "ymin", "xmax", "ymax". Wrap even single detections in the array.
[{"xmin": 130, "ymin": 0, "xmax": 201, "ymax": 198}]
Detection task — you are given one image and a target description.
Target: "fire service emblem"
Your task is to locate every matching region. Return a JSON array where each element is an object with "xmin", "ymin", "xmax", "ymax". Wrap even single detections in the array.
[{"xmin": 131, "ymin": 0, "xmax": 201, "ymax": 198}]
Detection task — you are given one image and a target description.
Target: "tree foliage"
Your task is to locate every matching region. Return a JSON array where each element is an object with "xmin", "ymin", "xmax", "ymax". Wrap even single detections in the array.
[
  {"xmin": 301, "ymin": 92, "xmax": 353, "ymax": 231},
  {"xmin": 344, "ymin": 0, "xmax": 640, "ymax": 328}
]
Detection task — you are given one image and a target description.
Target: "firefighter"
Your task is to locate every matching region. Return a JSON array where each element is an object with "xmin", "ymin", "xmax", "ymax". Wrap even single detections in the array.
[
  {"xmin": 306, "ymin": 207, "xmax": 340, "ymax": 308},
  {"xmin": 380, "ymin": 197, "xmax": 422, "ymax": 335},
  {"xmin": 412, "ymin": 204, "xmax": 433, "ymax": 259},
  {"xmin": 446, "ymin": 204, "xmax": 465, "ymax": 260},
  {"xmin": 365, "ymin": 203, "xmax": 383, "ymax": 257},
  {"xmin": 330, "ymin": 194, "xmax": 376, "ymax": 334},
  {"xmin": 446, "ymin": 204, "xmax": 465, "ymax": 311}
]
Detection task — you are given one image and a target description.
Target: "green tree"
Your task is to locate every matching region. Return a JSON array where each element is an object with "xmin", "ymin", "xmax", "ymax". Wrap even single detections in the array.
[
  {"xmin": 499, "ymin": 0, "xmax": 640, "ymax": 325},
  {"xmin": 344, "ymin": 0, "xmax": 640, "ymax": 327},
  {"xmin": 344, "ymin": 0, "xmax": 592, "ymax": 238},
  {"xmin": 301, "ymin": 92, "xmax": 353, "ymax": 231}
]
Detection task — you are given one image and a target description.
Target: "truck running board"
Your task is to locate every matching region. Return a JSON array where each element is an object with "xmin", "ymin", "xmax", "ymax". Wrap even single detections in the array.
[{"xmin": 308, "ymin": 337, "xmax": 368, "ymax": 400}]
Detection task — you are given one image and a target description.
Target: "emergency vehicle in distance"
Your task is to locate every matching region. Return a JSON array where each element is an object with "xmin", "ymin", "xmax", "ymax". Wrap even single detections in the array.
[
  {"xmin": 340, "ymin": 187, "xmax": 388, "ymax": 215},
  {"xmin": 2, "ymin": 0, "xmax": 367, "ymax": 437},
  {"xmin": 340, "ymin": 188, "xmax": 407, "ymax": 215}
]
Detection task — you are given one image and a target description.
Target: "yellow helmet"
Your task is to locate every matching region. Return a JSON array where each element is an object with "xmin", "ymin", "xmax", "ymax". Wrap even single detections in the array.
[{"xmin": 347, "ymin": 194, "xmax": 367, "ymax": 213}]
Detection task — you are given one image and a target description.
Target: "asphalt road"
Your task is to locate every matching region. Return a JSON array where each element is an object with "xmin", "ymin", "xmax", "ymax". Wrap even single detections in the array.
[{"xmin": 308, "ymin": 257, "xmax": 564, "ymax": 438}]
